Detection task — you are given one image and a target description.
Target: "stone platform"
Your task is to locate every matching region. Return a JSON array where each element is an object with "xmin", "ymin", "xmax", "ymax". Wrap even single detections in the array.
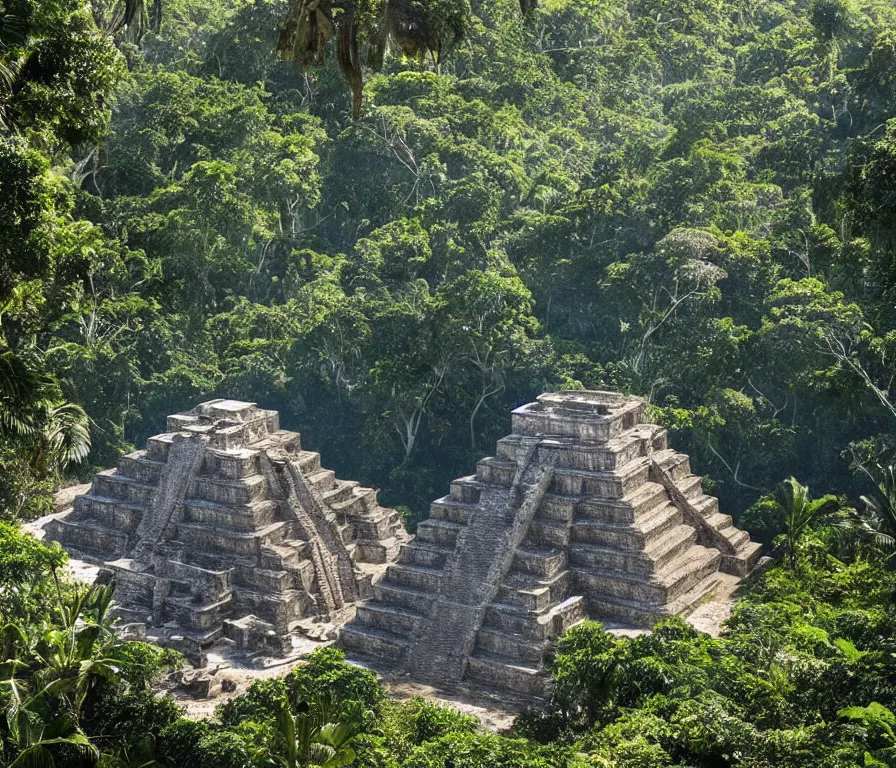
[
  {"xmin": 339, "ymin": 390, "xmax": 762, "ymax": 700},
  {"xmin": 45, "ymin": 399, "xmax": 408, "ymax": 662}
]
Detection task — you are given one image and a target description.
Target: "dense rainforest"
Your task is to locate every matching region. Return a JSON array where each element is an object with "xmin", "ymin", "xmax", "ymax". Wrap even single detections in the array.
[{"xmin": 2, "ymin": 0, "xmax": 896, "ymax": 765}]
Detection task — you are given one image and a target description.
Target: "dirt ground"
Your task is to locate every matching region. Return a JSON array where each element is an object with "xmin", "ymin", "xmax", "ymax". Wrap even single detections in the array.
[
  {"xmin": 29, "ymin": 493, "xmax": 746, "ymax": 732},
  {"xmin": 163, "ymin": 646, "xmax": 519, "ymax": 731},
  {"xmin": 164, "ymin": 573, "xmax": 741, "ymax": 731}
]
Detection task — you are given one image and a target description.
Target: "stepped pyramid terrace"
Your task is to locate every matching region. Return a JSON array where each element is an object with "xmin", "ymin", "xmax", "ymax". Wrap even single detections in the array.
[
  {"xmin": 45, "ymin": 400, "xmax": 408, "ymax": 662},
  {"xmin": 339, "ymin": 390, "xmax": 763, "ymax": 700}
]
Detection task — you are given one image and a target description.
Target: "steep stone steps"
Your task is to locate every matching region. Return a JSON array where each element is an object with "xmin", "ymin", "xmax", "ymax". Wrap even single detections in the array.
[
  {"xmin": 428, "ymin": 497, "xmax": 476, "ymax": 524},
  {"xmin": 69, "ymin": 494, "xmax": 145, "ymax": 531},
  {"xmin": 356, "ymin": 601, "xmax": 424, "ymax": 636},
  {"xmin": 403, "ymin": 451, "xmax": 559, "ymax": 688},
  {"xmin": 332, "ymin": 390, "xmax": 763, "ymax": 698},
  {"xmin": 339, "ymin": 623, "xmax": 409, "ymax": 662},
  {"xmin": 569, "ymin": 523, "xmax": 697, "ymax": 575},
  {"xmin": 399, "ymin": 541, "xmax": 453, "ymax": 569},
  {"xmin": 190, "ymin": 474, "xmax": 268, "ymax": 505},
  {"xmin": 91, "ymin": 471, "xmax": 156, "ymax": 506},
  {"xmin": 182, "ymin": 498, "xmax": 278, "ymax": 530},
  {"xmin": 373, "ymin": 581, "xmax": 438, "ymax": 614},
  {"xmin": 575, "ymin": 481, "xmax": 668, "ymax": 525},
  {"xmin": 118, "ymin": 450, "xmax": 165, "ymax": 483},
  {"xmin": 466, "ymin": 651, "xmax": 545, "ymax": 698},
  {"xmin": 386, "ymin": 563, "xmax": 444, "ymax": 592},
  {"xmin": 415, "ymin": 518, "xmax": 464, "ymax": 548},
  {"xmin": 50, "ymin": 399, "xmax": 411, "ymax": 663},
  {"xmin": 570, "ymin": 502, "xmax": 683, "ymax": 549}
]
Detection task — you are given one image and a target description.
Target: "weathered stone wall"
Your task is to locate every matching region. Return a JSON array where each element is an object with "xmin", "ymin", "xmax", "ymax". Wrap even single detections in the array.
[
  {"xmin": 339, "ymin": 390, "xmax": 763, "ymax": 700},
  {"xmin": 45, "ymin": 399, "xmax": 408, "ymax": 659}
]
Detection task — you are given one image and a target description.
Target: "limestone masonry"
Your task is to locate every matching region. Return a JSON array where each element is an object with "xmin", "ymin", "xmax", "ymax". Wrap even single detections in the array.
[
  {"xmin": 339, "ymin": 390, "xmax": 763, "ymax": 699},
  {"xmin": 46, "ymin": 399, "xmax": 407, "ymax": 662}
]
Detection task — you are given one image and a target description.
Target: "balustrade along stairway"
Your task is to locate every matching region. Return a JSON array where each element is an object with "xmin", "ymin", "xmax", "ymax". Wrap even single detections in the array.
[
  {"xmin": 45, "ymin": 399, "xmax": 408, "ymax": 663},
  {"xmin": 339, "ymin": 390, "xmax": 763, "ymax": 700}
]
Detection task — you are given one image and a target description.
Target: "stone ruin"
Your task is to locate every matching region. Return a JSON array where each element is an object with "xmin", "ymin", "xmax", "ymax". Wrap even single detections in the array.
[
  {"xmin": 339, "ymin": 390, "xmax": 763, "ymax": 699},
  {"xmin": 45, "ymin": 399, "xmax": 408, "ymax": 662}
]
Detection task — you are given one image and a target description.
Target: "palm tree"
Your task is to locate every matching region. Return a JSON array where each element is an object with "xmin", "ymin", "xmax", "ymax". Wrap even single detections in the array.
[
  {"xmin": 277, "ymin": 0, "xmax": 469, "ymax": 119},
  {"xmin": 0, "ymin": 8, "xmax": 27, "ymax": 131},
  {"xmin": 858, "ymin": 465, "xmax": 896, "ymax": 555},
  {"xmin": 30, "ymin": 402, "xmax": 92, "ymax": 477},
  {"xmin": 0, "ymin": 345, "xmax": 91, "ymax": 477},
  {"xmin": 2, "ymin": 674, "xmax": 100, "ymax": 768},
  {"xmin": 262, "ymin": 693, "xmax": 361, "ymax": 768},
  {"xmin": 772, "ymin": 477, "xmax": 840, "ymax": 571},
  {"xmin": 0, "ymin": 583, "xmax": 121, "ymax": 767},
  {"xmin": 0, "ymin": 347, "xmax": 48, "ymax": 442}
]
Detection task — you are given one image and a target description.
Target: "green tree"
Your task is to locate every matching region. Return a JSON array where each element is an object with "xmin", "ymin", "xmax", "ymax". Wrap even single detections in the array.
[
  {"xmin": 262, "ymin": 695, "xmax": 360, "ymax": 768},
  {"xmin": 772, "ymin": 476, "xmax": 840, "ymax": 570}
]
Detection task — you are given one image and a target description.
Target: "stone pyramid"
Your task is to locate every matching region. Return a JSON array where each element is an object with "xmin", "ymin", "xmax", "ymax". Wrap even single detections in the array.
[
  {"xmin": 339, "ymin": 390, "xmax": 762, "ymax": 699},
  {"xmin": 46, "ymin": 399, "xmax": 407, "ymax": 662}
]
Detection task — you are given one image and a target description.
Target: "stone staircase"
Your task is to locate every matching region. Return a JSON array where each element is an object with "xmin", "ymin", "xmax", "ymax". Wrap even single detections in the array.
[
  {"xmin": 46, "ymin": 399, "xmax": 408, "ymax": 662},
  {"xmin": 339, "ymin": 390, "xmax": 762, "ymax": 700}
]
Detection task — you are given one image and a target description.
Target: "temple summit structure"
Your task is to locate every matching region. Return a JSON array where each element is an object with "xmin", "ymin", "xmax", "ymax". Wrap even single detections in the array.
[{"xmin": 339, "ymin": 390, "xmax": 762, "ymax": 699}]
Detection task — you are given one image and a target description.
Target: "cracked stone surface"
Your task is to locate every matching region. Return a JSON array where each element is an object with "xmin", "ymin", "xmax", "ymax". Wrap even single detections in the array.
[
  {"xmin": 41, "ymin": 399, "xmax": 408, "ymax": 663},
  {"xmin": 339, "ymin": 390, "xmax": 763, "ymax": 701}
]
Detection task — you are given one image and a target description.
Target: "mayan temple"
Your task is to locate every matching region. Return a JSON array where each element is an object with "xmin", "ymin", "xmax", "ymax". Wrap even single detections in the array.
[
  {"xmin": 45, "ymin": 399, "xmax": 408, "ymax": 662},
  {"xmin": 339, "ymin": 390, "xmax": 763, "ymax": 699}
]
